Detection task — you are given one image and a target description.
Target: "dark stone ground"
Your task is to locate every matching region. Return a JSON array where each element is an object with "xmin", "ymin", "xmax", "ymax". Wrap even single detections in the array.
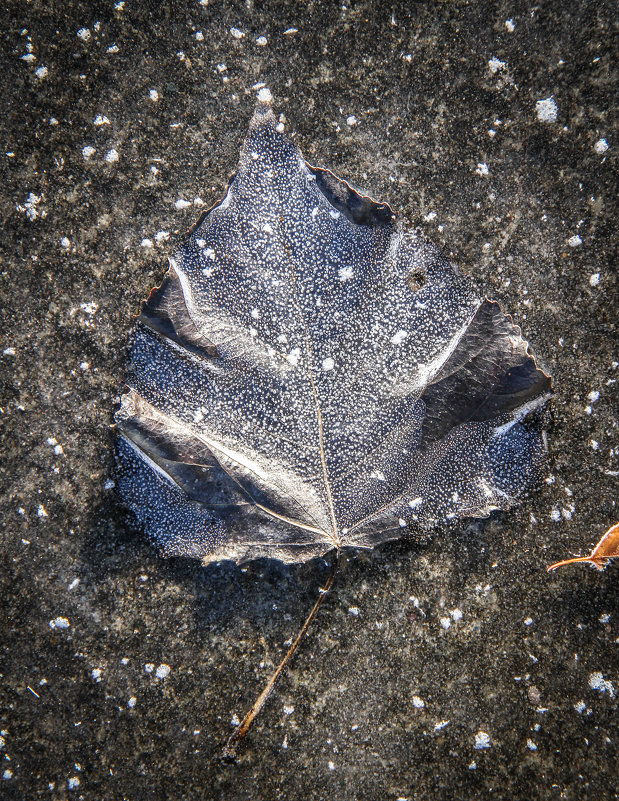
[{"xmin": 1, "ymin": 1, "xmax": 616, "ymax": 799}]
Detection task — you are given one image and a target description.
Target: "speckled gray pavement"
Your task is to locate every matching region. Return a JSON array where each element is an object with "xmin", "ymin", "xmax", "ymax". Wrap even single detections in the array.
[{"xmin": 1, "ymin": 2, "xmax": 616, "ymax": 800}]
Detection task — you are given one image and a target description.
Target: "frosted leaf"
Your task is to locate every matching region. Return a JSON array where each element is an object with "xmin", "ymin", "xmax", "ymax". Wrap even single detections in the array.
[{"xmin": 115, "ymin": 102, "xmax": 551, "ymax": 564}]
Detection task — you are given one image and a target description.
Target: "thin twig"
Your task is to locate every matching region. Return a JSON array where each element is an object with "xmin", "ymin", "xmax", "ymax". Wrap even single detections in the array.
[{"xmin": 221, "ymin": 548, "xmax": 341, "ymax": 762}]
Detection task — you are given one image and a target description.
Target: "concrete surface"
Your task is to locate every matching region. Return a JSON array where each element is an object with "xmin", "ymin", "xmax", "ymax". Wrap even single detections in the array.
[{"xmin": 1, "ymin": 1, "xmax": 616, "ymax": 799}]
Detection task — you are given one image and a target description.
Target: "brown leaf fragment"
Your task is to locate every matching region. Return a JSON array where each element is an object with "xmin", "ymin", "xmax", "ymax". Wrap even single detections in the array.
[{"xmin": 547, "ymin": 522, "xmax": 619, "ymax": 572}]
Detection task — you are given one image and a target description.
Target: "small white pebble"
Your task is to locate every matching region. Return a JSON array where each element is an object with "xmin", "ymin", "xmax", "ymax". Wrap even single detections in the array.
[
  {"xmin": 127, "ymin": 696, "xmax": 136, "ymax": 708},
  {"xmin": 412, "ymin": 696, "xmax": 425, "ymax": 709},
  {"xmin": 474, "ymin": 730, "xmax": 491, "ymax": 749},
  {"xmin": 524, "ymin": 617, "xmax": 534, "ymax": 626},
  {"xmin": 322, "ymin": 357, "xmax": 335, "ymax": 371},
  {"xmin": 505, "ymin": 19, "xmax": 515, "ymax": 32},
  {"xmin": 475, "ymin": 162, "xmax": 489, "ymax": 177},
  {"xmin": 3, "ymin": 347, "xmax": 16, "ymax": 356},
  {"xmin": 60, "ymin": 237, "xmax": 71, "ymax": 249},
  {"xmin": 230, "ymin": 27, "xmax": 245, "ymax": 39},
  {"xmin": 568, "ymin": 235, "xmax": 582, "ymax": 247},
  {"xmin": 594, "ymin": 138, "xmax": 608, "ymax": 154},
  {"xmin": 587, "ymin": 390, "xmax": 600, "ymax": 403},
  {"xmin": 104, "ymin": 478, "xmax": 115, "ymax": 490},
  {"xmin": 35, "ymin": 66, "xmax": 48, "ymax": 79},
  {"xmin": 76, "ymin": 28, "xmax": 91, "ymax": 41},
  {"xmin": 590, "ymin": 440, "xmax": 599, "ymax": 450},
  {"xmin": 599, "ymin": 613, "xmax": 610, "ymax": 624},
  {"xmin": 589, "ymin": 272, "xmax": 600, "ymax": 287},
  {"xmin": 346, "ymin": 115, "xmax": 358, "ymax": 126},
  {"xmin": 283, "ymin": 705, "xmax": 294, "ymax": 715},
  {"xmin": 230, "ymin": 713, "xmax": 240, "ymax": 726},
  {"xmin": 175, "ymin": 199, "xmax": 191, "ymax": 210},
  {"xmin": 194, "ymin": 31, "xmax": 204, "ymax": 41},
  {"xmin": 144, "ymin": 663, "xmax": 154, "ymax": 673},
  {"xmin": 82, "ymin": 145, "xmax": 95, "ymax": 160},
  {"xmin": 91, "ymin": 668, "xmax": 102, "ymax": 682},
  {"xmin": 536, "ymin": 97, "xmax": 558, "ymax": 123},
  {"xmin": 107, "ymin": 44, "xmax": 119, "ymax": 53},
  {"xmin": 140, "ymin": 238, "xmax": 153, "ymax": 249},
  {"xmin": 67, "ymin": 776, "xmax": 80, "ymax": 790},
  {"xmin": 149, "ymin": 89, "xmax": 159, "ymax": 102},
  {"xmin": 3, "ymin": 770, "xmax": 13, "ymax": 780},
  {"xmin": 328, "ymin": 761, "xmax": 335, "ymax": 771},
  {"xmin": 93, "ymin": 115, "xmax": 110, "ymax": 126},
  {"xmin": 49, "ymin": 616, "xmax": 70, "ymax": 629},
  {"xmin": 155, "ymin": 231, "xmax": 169, "ymax": 243},
  {"xmin": 440, "ymin": 617, "xmax": 451, "ymax": 630},
  {"xmin": 37, "ymin": 504, "xmax": 48, "ymax": 519},
  {"xmin": 434, "ymin": 720, "xmax": 450, "ymax": 731},
  {"xmin": 469, "ymin": 761, "xmax": 477, "ymax": 770},
  {"xmin": 574, "ymin": 700, "xmax": 586, "ymax": 714},
  {"xmin": 105, "ymin": 148, "xmax": 119, "ymax": 163},
  {"xmin": 256, "ymin": 36, "xmax": 268, "ymax": 46},
  {"xmin": 450, "ymin": 609, "xmax": 463, "ymax": 622},
  {"xmin": 155, "ymin": 663, "xmax": 170, "ymax": 679},
  {"xmin": 526, "ymin": 738, "xmax": 538, "ymax": 751},
  {"xmin": 257, "ymin": 87, "xmax": 272, "ymax": 103},
  {"xmin": 348, "ymin": 606, "xmax": 359, "ymax": 616},
  {"xmin": 550, "ymin": 509, "xmax": 561, "ymax": 522},
  {"xmin": 283, "ymin": 28, "xmax": 298, "ymax": 34}
]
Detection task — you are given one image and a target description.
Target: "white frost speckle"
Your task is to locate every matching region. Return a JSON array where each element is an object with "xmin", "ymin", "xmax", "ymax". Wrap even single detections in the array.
[
  {"xmin": 391, "ymin": 330, "xmax": 408, "ymax": 345},
  {"xmin": 338, "ymin": 266, "xmax": 354, "ymax": 281},
  {"xmin": 283, "ymin": 705, "xmax": 294, "ymax": 715},
  {"xmin": 589, "ymin": 272, "xmax": 600, "ymax": 287},
  {"xmin": 76, "ymin": 28, "xmax": 91, "ymax": 42},
  {"xmin": 257, "ymin": 84, "xmax": 277, "ymax": 103},
  {"xmin": 412, "ymin": 695, "xmax": 425, "ymax": 709},
  {"xmin": 68, "ymin": 776, "xmax": 80, "ymax": 790},
  {"xmin": 440, "ymin": 616, "xmax": 451, "ymax": 630},
  {"xmin": 49, "ymin": 616, "xmax": 70, "ymax": 629},
  {"xmin": 409, "ymin": 497, "xmax": 423, "ymax": 509},
  {"xmin": 82, "ymin": 145, "xmax": 95, "ymax": 160},
  {"xmin": 488, "ymin": 57, "xmax": 506, "ymax": 73},
  {"xmin": 536, "ymin": 97, "xmax": 558, "ymax": 123},
  {"xmin": 61, "ymin": 236, "xmax": 71, "ymax": 249},
  {"xmin": 155, "ymin": 231, "xmax": 169, "ymax": 244},
  {"xmin": 590, "ymin": 439, "xmax": 599, "ymax": 450},
  {"xmin": 195, "ymin": 31, "xmax": 204, "ymax": 41},
  {"xmin": 594, "ymin": 138, "xmax": 608, "ymax": 154},
  {"xmin": 505, "ymin": 19, "xmax": 515, "ymax": 32},
  {"xmin": 475, "ymin": 162, "xmax": 489, "ymax": 177},
  {"xmin": 256, "ymin": 36, "xmax": 268, "ymax": 46},
  {"xmin": 105, "ymin": 148, "xmax": 119, "ymax": 163},
  {"xmin": 550, "ymin": 509, "xmax": 561, "ymax": 522},
  {"xmin": 230, "ymin": 27, "xmax": 245, "ymax": 39},
  {"xmin": 568, "ymin": 235, "xmax": 582, "ymax": 247},
  {"xmin": 526, "ymin": 738, "xmax": 538, "ymax": 751},
  {"xmin": 141, "ymin": 238, "xmax": 153, "ymax": 249},
  {"xmin": 588, "ymin": 671, "xmax": 615, "ymax": 697},
  {"xmin": 286, "ymin": 348, "xmax": 301, "ymax": 367},
  {"xmin": 93, "ymin": 114, "xmax": 110, "ymax": 126},
  {"xmin": 175, "ymin": 199, "xmax": 191, "ymax": 210},
  {"xmin": 144, "ymin": 663, "xmax": 155, "ymax": 673},
  {"xmin": 474, "ymin": 730, "xmax": 491, "ymax": 749},
  {"xmin": 37, "ymin": 504, "xmax": 48, "ymax": 519},
  {"xmin": 230, "ymin": 713, "xmax": 240, "ymax": 726},
  {"xmin": 599, "ymin": 612, "xmax": 610, "ymax": 624},
  {"xmin": 35, "ymin": 66, "xmax": 48, "ymax": 79},
  {"xmin": 149, "ymin": 89, "xmax": 159, "ymax": 102},
  {"xmin": 322, "ymin": 357, "xmax": 335, "ymax": 371},
  {"xmin": 574, "ymin": 700, "xmax": 586, "ymax": 714},
  {"xmin": 92, "ymin": 668, "xmax": 102, "ymax": 682},
  {"xmin": 156, "ymin": 663, "xmax": 171, "ymax": 679},
  {"xmin": 346, "ymin": 115, "xmax": 358, "ymax": 126},
  {"xmin": 450, "ymin": 608, "xmax": 463, "ymax": 622}
]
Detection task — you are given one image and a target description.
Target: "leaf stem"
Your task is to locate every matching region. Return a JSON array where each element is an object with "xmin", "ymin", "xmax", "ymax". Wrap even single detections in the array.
[{"xmin": 221, "ymin": 548, "xmax": 341, "ymax": 762}]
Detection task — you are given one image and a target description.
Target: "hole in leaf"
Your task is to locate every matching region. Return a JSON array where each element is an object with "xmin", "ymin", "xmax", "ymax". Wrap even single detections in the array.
[{"xmin": 406, "ymin": 268, "xmax": 427, "ymax": 292}]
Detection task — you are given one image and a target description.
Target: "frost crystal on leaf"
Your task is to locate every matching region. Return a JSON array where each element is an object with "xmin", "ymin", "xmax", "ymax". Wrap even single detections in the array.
[{"xmin": 115, "ymin": 102, "xmax": 551, "ymax": 564}]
